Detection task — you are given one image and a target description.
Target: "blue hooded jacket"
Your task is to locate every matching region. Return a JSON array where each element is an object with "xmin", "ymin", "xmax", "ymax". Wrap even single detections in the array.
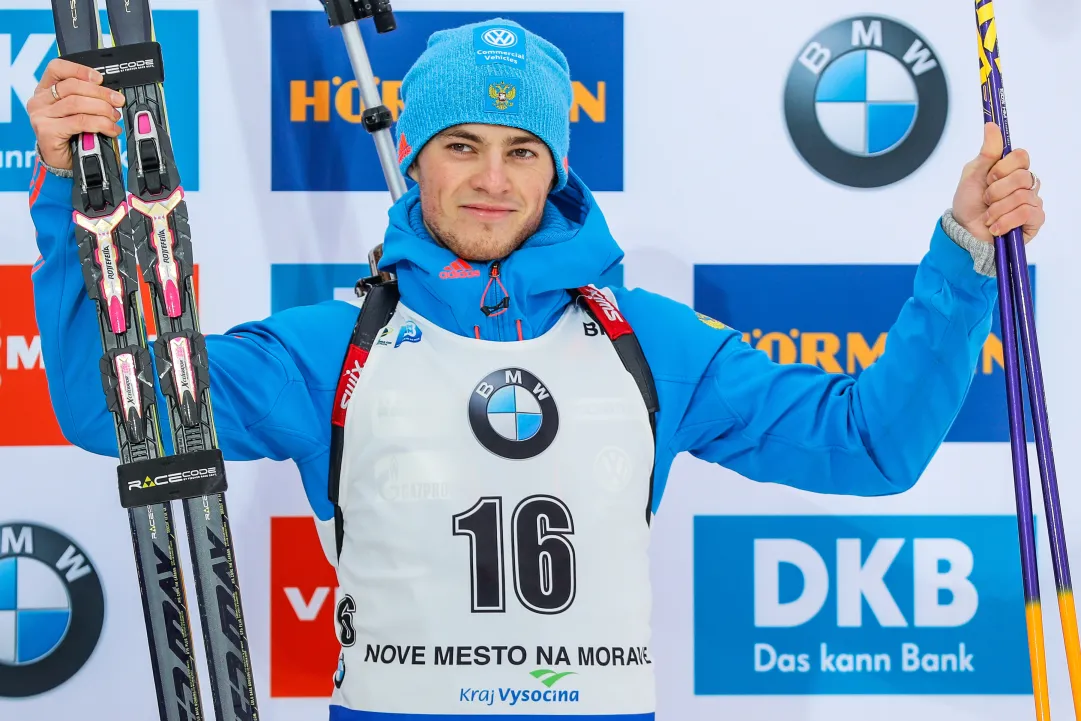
[{"xmin": 29, "ymin": 164, "xmax": 998, "ymax": 521}]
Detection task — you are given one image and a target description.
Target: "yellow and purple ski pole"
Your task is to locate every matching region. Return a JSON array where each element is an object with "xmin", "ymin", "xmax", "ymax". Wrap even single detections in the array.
[{"xmin": 976, "ymin": 2, "xmax": 1081, "ymax": 717}]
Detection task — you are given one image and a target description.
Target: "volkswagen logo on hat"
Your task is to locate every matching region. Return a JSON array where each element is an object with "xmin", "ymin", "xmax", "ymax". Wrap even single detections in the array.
[
  {"xmin": 481, "ymin": 27, "xmax": 518, "ymax": 48},
  {"xmin": 0, "ymin": 522, "xmax": 105, "ymax": 697},
  {"xmin": 784, "ymin": 16, "xmax": 948, "ymax": 188},
  {"xmin": 473, "ymin": 24, "xmax": 527, "ymax": 67},
  {"xmin": 469, "ymin": 368, "xmax": 558, "ymax": 460}
]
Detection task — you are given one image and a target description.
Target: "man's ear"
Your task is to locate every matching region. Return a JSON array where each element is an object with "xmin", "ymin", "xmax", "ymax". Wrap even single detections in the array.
[{"xmin": 407, "ymin": 163, "xmax": 419, "ymax": 182}]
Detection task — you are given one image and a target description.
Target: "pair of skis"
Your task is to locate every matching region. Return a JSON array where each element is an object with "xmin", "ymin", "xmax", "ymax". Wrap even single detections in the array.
[{"xmin": 49, "ymin": 1, "xmax": 258, "ymax": 719}]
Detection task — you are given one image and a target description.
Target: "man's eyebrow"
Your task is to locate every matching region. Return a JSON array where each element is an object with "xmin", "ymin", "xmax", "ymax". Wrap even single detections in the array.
[
  {"xmin": 435, "ymin": 129, "xmax": 485, "ymax": 144},
  {"xmin": 434, "ymin": 129, "xmax": 543, "ymax": 147},
  {"xmin": 505, "ymin": 134, "xmax": 544, "ymax": 147}
]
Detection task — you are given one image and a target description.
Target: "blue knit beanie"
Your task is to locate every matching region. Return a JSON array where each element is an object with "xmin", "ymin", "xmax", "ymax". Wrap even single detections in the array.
[{"xmin": 395, "ymin": 18, "xmax": 572, "ymax": 192}]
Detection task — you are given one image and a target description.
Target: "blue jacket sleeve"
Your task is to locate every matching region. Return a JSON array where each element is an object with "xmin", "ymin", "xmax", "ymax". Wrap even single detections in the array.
[
  {"xmin": 29, "ymin": 169, "xmax": 358, "ymax": 518},
  {"xmin": 614, "ymin": 218, "xmax": 998, "ymax": 504}
]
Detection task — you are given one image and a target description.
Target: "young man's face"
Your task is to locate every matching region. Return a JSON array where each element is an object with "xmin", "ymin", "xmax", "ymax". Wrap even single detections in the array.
[{"xmin": 410, "ymin": 123, "xmax": 556, "ymax": 262}]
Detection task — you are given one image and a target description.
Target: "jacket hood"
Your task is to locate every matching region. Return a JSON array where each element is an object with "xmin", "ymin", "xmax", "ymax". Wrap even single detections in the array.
[{"xmin": 377, "ymin": 169, "xmax": 624, "ymax": 341}]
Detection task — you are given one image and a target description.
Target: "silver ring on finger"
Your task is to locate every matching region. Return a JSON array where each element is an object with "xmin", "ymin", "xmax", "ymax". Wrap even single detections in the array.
[
  {"xmin": 1029, "ymin": 170, "xmax": 1039, "ymax": 192},
  {"xmin": 50, "ymin": 83, "xmax": 60, "ymax": 102}
]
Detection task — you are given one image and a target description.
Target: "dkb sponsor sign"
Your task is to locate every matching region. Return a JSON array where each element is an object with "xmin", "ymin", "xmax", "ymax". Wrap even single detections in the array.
[{"xmin": 693, "ymin": 516, "xmax": 1030, "ymax": 695}]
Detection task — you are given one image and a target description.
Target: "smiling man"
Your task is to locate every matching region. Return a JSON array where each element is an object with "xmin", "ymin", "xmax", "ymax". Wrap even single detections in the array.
[
  {"xmin": 27, "ymin": 16, "xmax": 1045, "ymax": 721},
  {"xmin": 414, "ymin": 125, "xmax": 558, "ymax": 262}
]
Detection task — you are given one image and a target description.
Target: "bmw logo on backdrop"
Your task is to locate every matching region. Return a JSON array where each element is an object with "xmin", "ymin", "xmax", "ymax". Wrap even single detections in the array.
[
  {"xmin": 784, "ymin": 16, "xmax": 949, "ymax": 188},
  {"xmin": 469, "ymin": 368, "xmax": 558, "ymax": 460},
  {"xmin": 0, "ymin": 522, "xmax": 105, "ymax": 697}
]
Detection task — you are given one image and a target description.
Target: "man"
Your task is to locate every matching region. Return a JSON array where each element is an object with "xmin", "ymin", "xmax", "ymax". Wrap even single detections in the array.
[{"xmin": 28, "ymin": 17, "xmax": 1043, "ymax": 721}]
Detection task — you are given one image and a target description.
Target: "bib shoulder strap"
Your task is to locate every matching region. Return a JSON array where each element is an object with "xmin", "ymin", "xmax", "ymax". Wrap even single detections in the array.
[
  {"xmin": 574, "ymin": 286, "xmax": 660, "ymax": 524},
  {"xmin": 329, "ymin": 281, "xmax": 400, "ymax": 558}
]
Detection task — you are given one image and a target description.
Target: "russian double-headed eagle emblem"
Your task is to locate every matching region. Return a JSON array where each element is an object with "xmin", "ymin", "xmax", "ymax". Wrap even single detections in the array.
[{"xmin": 489, "ymin": 81, "xmax": 517, "ymax": 111}]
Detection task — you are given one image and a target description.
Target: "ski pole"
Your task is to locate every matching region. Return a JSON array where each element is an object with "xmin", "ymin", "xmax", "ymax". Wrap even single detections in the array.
[
  {"xmin": 976, "ymin": 1, "xmax": 1081, "ymax": 717},
  {"xmin": 319, "ymin": 0, "xmax": 406, "ymax": 280}
]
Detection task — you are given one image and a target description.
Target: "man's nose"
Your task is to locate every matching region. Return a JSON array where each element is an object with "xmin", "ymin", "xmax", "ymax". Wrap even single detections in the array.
[{"xmin": 470, "ymin": 154, "xmax": 513, "ymax": 195}]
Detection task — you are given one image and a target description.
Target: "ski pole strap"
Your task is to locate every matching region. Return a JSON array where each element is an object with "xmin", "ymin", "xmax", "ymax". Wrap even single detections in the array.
[
  {"xmin": 573, "ymin": 286, "xmax": 660, "ymax": 525},
  {"xmin": 329, "ymin": 281, "xmax": 401, "ymax": 559},
  {"xmin": 64, "ymin": 42, "xmax": 164, "ymax": 89},
  {"xmin": 117, "ymin": 448, "xmax": 227, "ymax": 508}
]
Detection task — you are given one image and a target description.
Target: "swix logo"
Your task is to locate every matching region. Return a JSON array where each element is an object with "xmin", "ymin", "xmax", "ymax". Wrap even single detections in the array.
[
  {"xmin": 337, "ymin": 358, "xmax": 363, "ymax": 408},
  {"xmin": 332, "ymin": 346, "xmax": 368, "ymax": 428},
  {"xmin": 1, "ymin": 9, "xmax": 200, "ymax": 191},
  {"xmin": 339, "ymin": 359, "xmax": 362, "ymax": 410},
  {"xmin": 581, "ymin": 285, "xmax": 623, "ymax": 322},
  {"xmin": 271, "ymin": 10, "xmax": 624, "ymax": 191},
  {"xmin": 693, "ymin": 263, "xmax": 1036, "ymax": 442},
  {"xmin": 440, "ymin": 259, "xmax": 481, "ymax": 280},
  {"xmin": 270, "ymin": 516, "xmax": 340, "ymax": 697}
]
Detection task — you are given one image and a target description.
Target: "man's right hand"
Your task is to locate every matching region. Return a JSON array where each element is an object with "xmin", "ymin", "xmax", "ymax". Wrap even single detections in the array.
[{"xmin": 27, "ymin": 58, "xmax": 126, "ymax": 171}]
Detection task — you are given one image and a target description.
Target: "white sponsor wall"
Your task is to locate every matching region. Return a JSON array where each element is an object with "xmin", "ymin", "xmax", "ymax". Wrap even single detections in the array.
[{"xmin": 2, "ymin": 0, "xmax": 1080, "ymax": 719}]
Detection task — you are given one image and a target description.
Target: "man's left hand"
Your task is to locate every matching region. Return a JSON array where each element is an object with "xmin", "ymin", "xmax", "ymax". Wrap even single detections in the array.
[{"xmin": 951, "ymin": 121, "xmax": 1044, "ymax": 244}]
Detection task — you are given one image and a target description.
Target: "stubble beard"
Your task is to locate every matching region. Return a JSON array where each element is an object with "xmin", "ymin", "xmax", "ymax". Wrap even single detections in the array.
[{"xmin": 422, "ymin": 205, "xmax": 545, "ymax": 263}]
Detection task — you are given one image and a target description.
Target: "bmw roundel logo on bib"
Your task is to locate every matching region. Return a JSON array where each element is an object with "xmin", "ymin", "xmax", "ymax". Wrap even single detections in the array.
[
  {"xmin": 469, "ymin": 368, "xmax": 558, "ymax": 460},
  {"xmin": 783, "ymin": 16, "xmax": 948, "ymax": 188}
]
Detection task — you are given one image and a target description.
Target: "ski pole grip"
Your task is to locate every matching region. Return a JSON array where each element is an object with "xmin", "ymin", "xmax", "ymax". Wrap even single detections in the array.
[
  {"xmin": 117, "ymin": 449, "xmax": 228, "ymax": 509},
  {"xmin": 65, "ymin": 41, "xmax": 164, "ymax": 90}
]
